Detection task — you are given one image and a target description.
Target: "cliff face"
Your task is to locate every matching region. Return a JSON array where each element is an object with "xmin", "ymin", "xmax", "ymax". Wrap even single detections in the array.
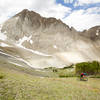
[
  {"xmin": 81, "ymin": 26, "xmax": 100, "ymax": 41},
  {"xmin": 0, "ymin": 9, "xmax": 100, "ymax": 68}
]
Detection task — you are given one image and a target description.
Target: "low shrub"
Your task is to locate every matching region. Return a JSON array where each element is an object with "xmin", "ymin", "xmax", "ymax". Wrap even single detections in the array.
[
  {"xmin": 75, "ymin": 61, "xmax": 100, "ymax": 75},
  {"xmin": 59, "ymin": 74, "xmax": 76, "ymax": 78},
  {"xmin": 0, "ymin": 73, "xmax": 5, "ymax": 79}
]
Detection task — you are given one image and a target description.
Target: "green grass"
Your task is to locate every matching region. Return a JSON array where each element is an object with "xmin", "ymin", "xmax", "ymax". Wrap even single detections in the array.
[
  {"xmin": 0, "ymin": 59, "xmax": 57, "ymax": 78},
  {"xmin": 57, "ymin": 68, "xmax": 76, "ymax": 78},
  {"xmin": 0, "ymin": 66, "xmax": 100, "ymax": 100},
  {"xmin": 44, "ymin": 67, "xmax": 76, "ymax": 78},
  {"xmin": 89, "ymin": 75, "xmax": 100, "ymax": 78}
]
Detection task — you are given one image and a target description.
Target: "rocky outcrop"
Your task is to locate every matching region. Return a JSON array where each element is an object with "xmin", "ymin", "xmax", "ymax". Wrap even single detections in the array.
[{"xmin": 0, "ymin": 9, "xmax": 100, "ymax": 68}]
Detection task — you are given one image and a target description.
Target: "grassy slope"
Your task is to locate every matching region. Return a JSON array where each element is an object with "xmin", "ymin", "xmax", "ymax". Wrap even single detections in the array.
[
  {"xmin": 0, "ymin": 65, "xmax": 100, "ymax": 100},
  {"xmin": 0, "ymin": 59, "xmax": 57, "ymax": 77}
]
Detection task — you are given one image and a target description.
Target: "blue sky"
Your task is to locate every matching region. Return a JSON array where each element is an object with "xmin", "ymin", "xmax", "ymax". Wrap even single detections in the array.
[
  {"xmin": 0, "ymin": 0, "xmax": 100, "ymax": 31},
  {"xmin": 56, "ymin": 0, "xmax": 100, "ymax": 30},
  {"xmin": 56, "ymin": 0, "xmax": 100, "ymax": 10},
  {"xmin": 56, "ymin": 0, "xmax": 100, "ymax": 18}
]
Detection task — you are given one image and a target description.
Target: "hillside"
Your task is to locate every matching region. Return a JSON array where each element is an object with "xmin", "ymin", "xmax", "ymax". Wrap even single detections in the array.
[
  {"xmin": 0, "ymin": 65, "xmax": 100, "ymax": 100},
  {"xmin": 0, "ymin": 9, "xmax": 100, "ymax": 68}
]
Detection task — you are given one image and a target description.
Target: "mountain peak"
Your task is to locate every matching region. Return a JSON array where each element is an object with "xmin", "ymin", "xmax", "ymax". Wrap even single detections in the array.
[
  {"xmin": 1, "ymin": 9, "xmax": 100, "ymax": 68},
  {"xmin": 14, "ymin": 9, "xmax": 41, "ymax": 19},
  {"xmin": 22, "ymin": 9, "xmax": 29, "ymax": 12},
  {"xmin": 81, "ymin": 25, "xmax": 100, "ymax": 40}
]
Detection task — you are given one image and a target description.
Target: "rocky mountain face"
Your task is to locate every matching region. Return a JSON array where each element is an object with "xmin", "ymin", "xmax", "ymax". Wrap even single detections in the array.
[
  {"xmin": 81, "ymin": 26, "xmax": 100, "ymax": 40},
  {"xmin": 0, "ymin": 9, "xmax": 100, "ymax": 68}
]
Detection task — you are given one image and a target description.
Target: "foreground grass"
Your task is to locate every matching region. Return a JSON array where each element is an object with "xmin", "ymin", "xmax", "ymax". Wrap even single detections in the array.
[{"xmin": 0, "ymin": 67, "xmax": 100, "ymax": 100}]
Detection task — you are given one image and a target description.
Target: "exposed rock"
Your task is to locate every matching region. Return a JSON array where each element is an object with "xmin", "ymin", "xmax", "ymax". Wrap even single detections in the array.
[{"xmin": 0, "ymin": 9, "xmax": 100, "ymax": 68}]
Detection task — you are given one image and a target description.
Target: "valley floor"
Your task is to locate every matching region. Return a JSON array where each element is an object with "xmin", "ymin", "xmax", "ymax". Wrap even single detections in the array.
[{"xmin": 0, "ymin": 67, "xmax": 100, "ymax": 100}]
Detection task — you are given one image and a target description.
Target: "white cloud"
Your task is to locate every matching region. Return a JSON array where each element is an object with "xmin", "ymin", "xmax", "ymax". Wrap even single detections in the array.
[
  {"xmin": 75, "ymin": 0, "xmax": 100, "ymax": 6},
  {"xmin": 0, "ymin": 0, "xmax": 71, "ymax": 23},
  {"xmin": 63, "ymin": 7, "xmax": 100, "ymax": 31},
  {"xmin": 86, "ymin": 7, "xmax": 100, "ymax": 14},
  {"xmin": 0, "ymin": 0, "xmax": 32, "ymax": 23},
  {"xmin": 37, "ymin": 4, "xmax": 71, "ymax": 19},
  {"xmin": 0, "ymin": 0, "xmax": 100, "ymax": 31}
]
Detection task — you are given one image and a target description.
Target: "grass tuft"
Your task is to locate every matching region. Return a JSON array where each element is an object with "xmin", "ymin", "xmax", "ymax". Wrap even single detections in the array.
[{"xmin": 0, "ymin": 73, "xmax": 5, "ymax": 79}]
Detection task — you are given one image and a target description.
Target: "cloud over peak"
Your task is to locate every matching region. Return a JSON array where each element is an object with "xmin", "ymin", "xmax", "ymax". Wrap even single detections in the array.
[
  {"xmin": 0, "ymin": 0, "xmax": 100, "ymax": 31},
  {"xmin": 63, "ymin": 7, "xmax": 100, "ymax": 31}
]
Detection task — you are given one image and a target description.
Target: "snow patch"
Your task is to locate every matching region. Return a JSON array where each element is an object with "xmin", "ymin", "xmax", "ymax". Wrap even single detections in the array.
[
  {"xmin": 18, "ymin": 58, "xmax": 33, "ymax": 67},
  {"xmin": 96, "ymin": 30, "xmax": 99, "ymax": 36},
  {"xmin": 9, "ymin": 61, "xmax": 23, "ymax": 67},
  {"xmin": 30, "ymin": 40, "xmax": 33, "ymax": 44},
  {"xmin": 0, "ymin": 34, "xmax": 7, "ymax": 40},
  {"xmin": 0, "ymin": 51, "xmax": 33, "ymax": 67},
  {"xmin": 17, "ymin": 35, "xmax": 32, "ymax": 46},
  {"xmin": 0, "ymin": 43, "xmax": 10, "ymax": 47},
  {"xmin": 16, "ymin": 43, "xmax": 52, "ymax": 57},
  {"xmin": 32, "ymin": 50, "xmax": 52, "ymax": 57},
  {"xmin": 53, "ymin": 45, "xmax": 57, "ymax": 49},
  {"xmin": 96, "ymin": 33, "xmax": 99, "ymax": 36}
]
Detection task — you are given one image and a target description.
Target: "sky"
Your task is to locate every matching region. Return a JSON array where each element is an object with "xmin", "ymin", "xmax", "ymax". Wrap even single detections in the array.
[{"xmin": 0, "ymin": 0, "xmax": 100, "ymax": 31}]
